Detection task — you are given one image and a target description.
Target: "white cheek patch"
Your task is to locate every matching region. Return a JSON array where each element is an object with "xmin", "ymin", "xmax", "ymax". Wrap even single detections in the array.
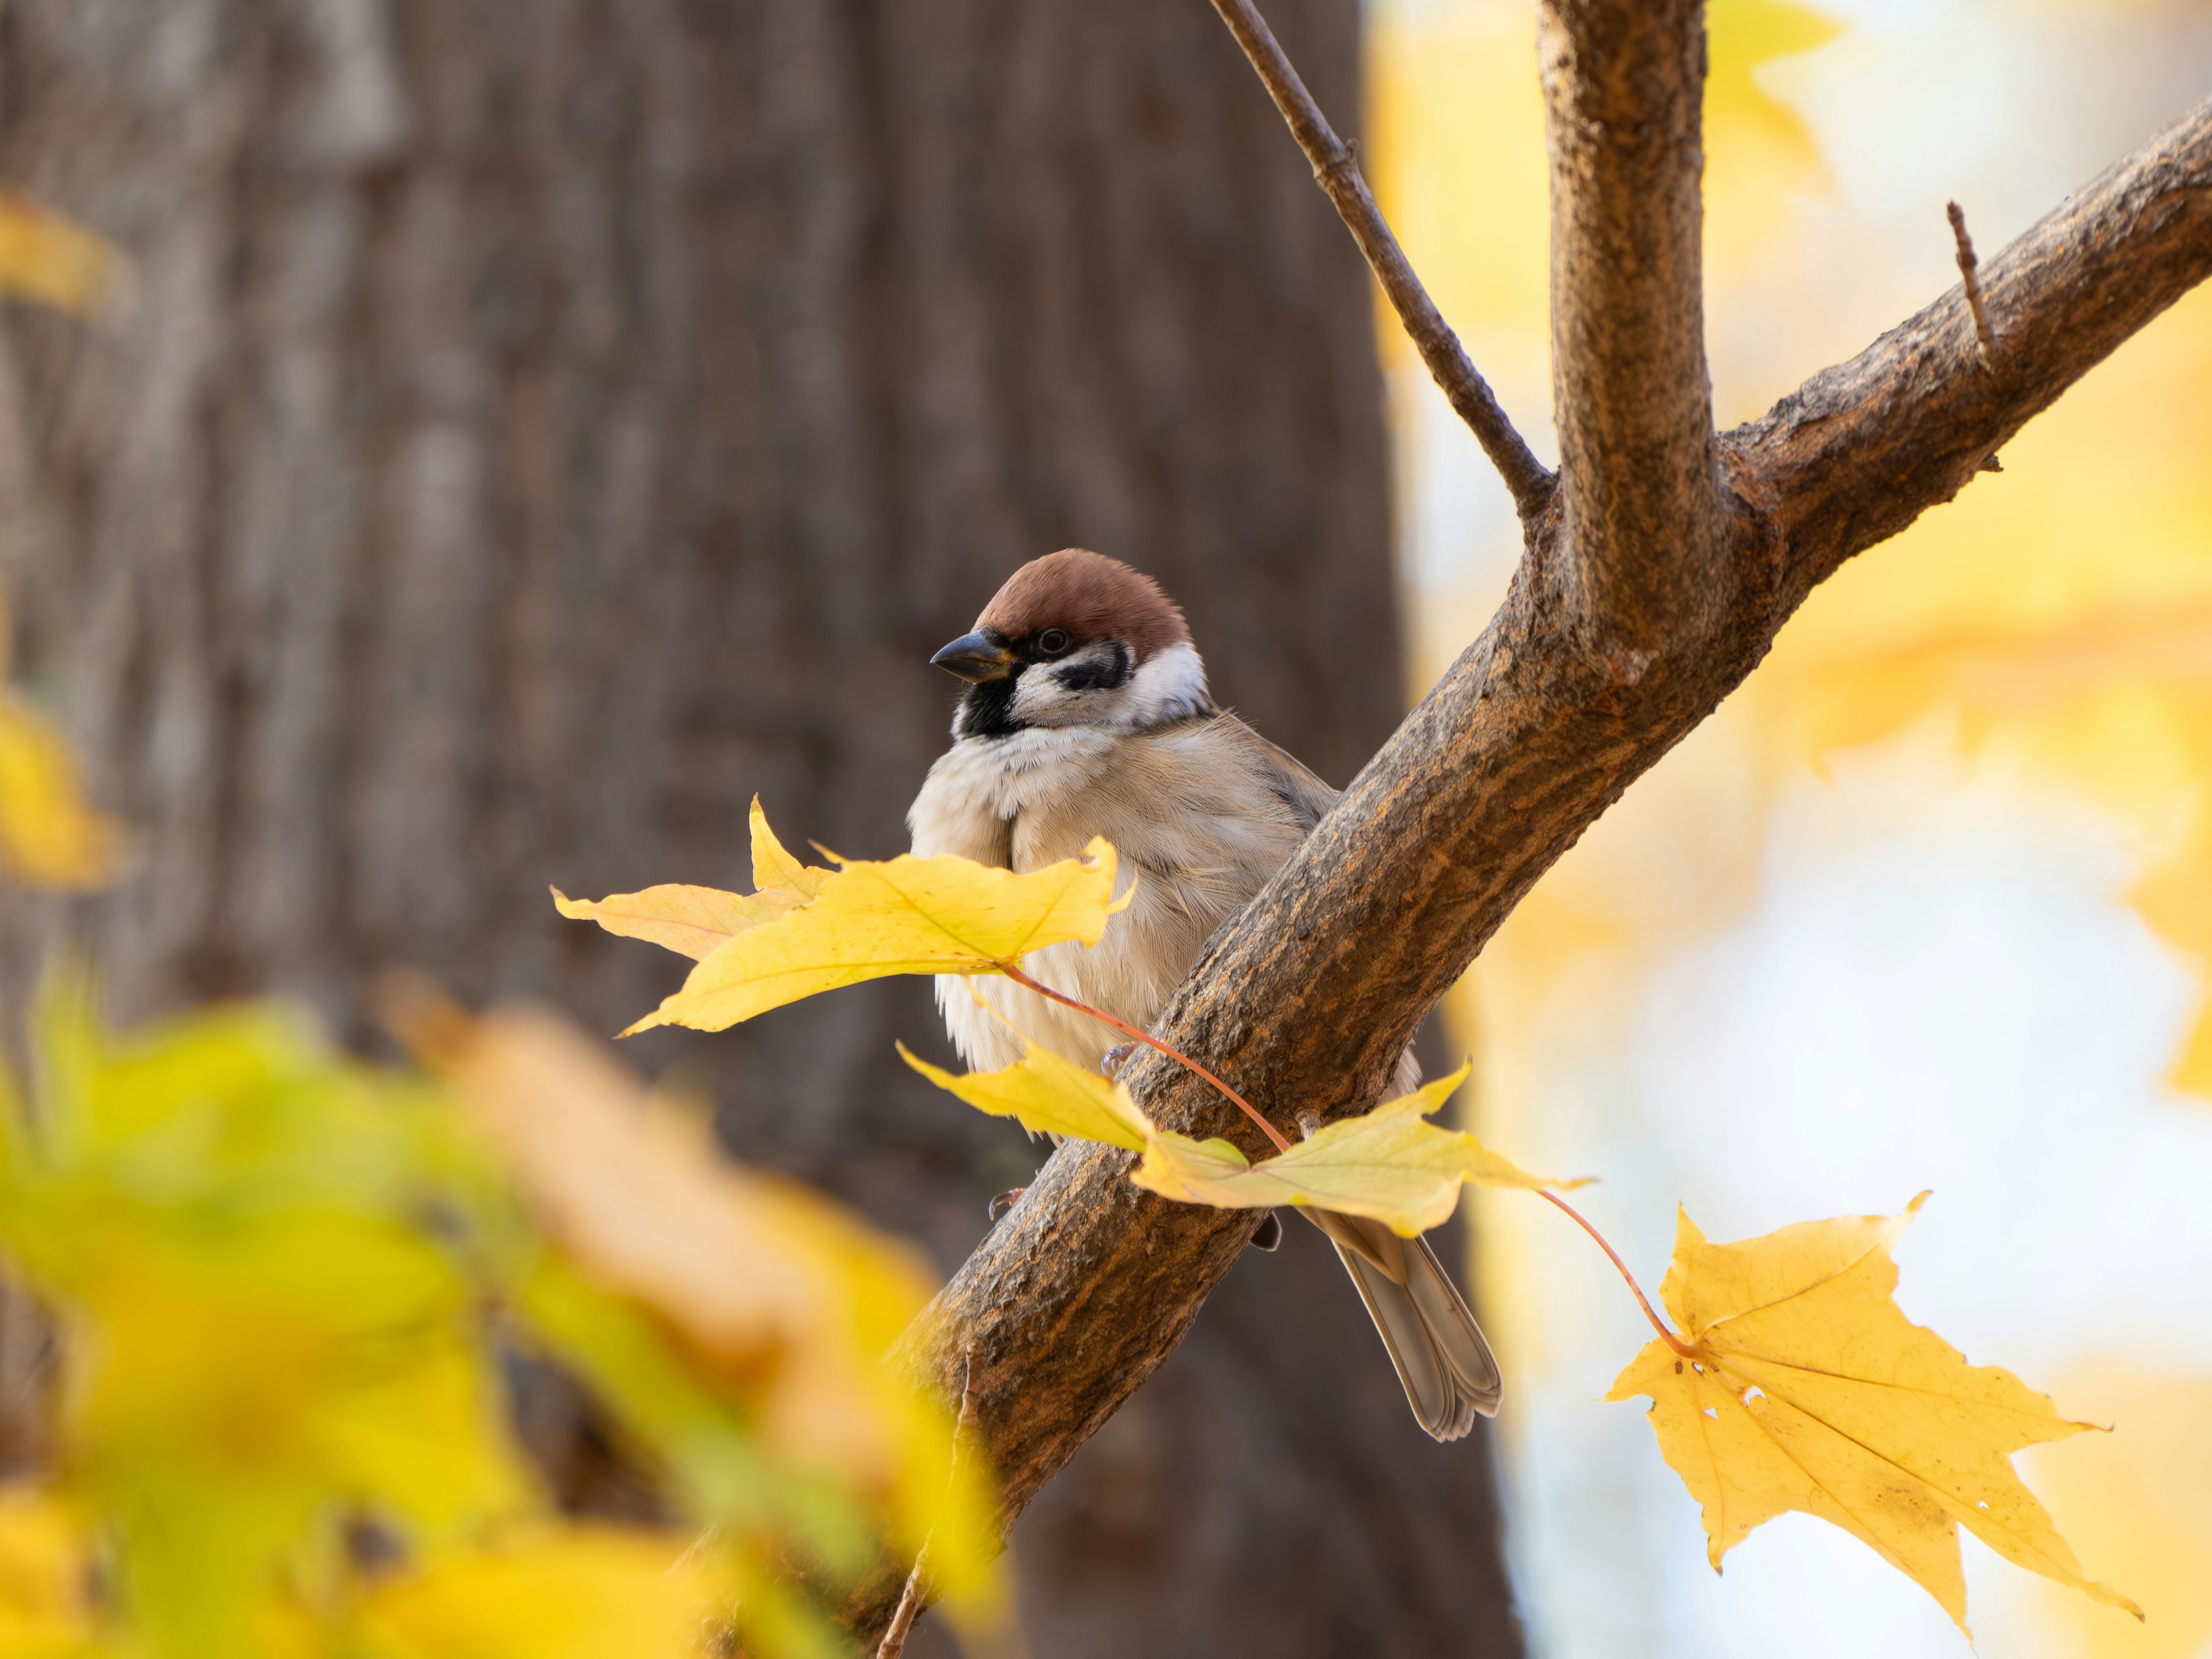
[
  {"xmin": 1119, "ymin": 642, "xmax": 1210, "ymax": 728},
  {"xmin": 1009, "ymin": 642, "xmax": 1123, "ymax": 726}
]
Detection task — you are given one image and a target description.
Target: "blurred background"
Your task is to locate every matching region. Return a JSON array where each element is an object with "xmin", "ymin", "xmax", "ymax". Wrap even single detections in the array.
[
  {"xmin": 1370, "ymin": 2, "xmax": 2212, "ymax": 1657},
  {"xmin": 0, "ymin": 1, "xmax": 2205, "ymax": 1656}
]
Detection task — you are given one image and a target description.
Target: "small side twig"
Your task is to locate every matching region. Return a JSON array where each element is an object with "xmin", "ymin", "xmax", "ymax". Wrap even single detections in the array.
[
  {"xmin": 876, "ymin": 1351, "xmax": 985, "ymax": 1659},
  {"xmin": 1207, "ymin": 0, "xmax": 1555, "ymax": 525},
  {"xmin": 1947, "ymin": 200, "xmax": 1999, "ymax": 363},
  {"xmin": 874, "ymin": 1537, "xmax": 927, "ymax": 1657}
]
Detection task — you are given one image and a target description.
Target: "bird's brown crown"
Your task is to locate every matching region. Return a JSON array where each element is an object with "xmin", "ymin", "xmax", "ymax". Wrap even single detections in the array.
[{"xmin": 975, "ymin": 549, "xmax": 1190, "ymax": 660}]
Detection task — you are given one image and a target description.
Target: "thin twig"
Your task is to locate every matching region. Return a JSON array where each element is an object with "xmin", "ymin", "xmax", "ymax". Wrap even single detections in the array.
[
  {"xmin": 1947, "ymin": 199, "xmax": 1999, "ymax": 363},
  {"xmin": 874, "ymin": 1565, "xmax": 923, "ymax": 1658},
  {"xmin": 1536, "ymin": 1191, "xmax": 1694, "ymax": 1359},
  {"xmin": 876, "ymin": 1352, "xmax": 984, "ymax": 1659},
  {"xmin": 1206, "ymin": 0, "xmax": 1555, "ymax": 524},
  {"xmin": 999, "ymin": 963, "xmax": 1292, "ymax": 1152}
]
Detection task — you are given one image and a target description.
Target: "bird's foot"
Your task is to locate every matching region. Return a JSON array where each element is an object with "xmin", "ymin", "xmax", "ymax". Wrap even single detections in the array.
[
  {"xmin": 986, "ymin": 1187, "xmax": 1027, "ymax": 1224},
  {"xmin": 1101, "ymin": 1041, "xmax": 1139, "ymax": 1078},
  {"xmin": 1250, "ymin": 1210, "xmax": 1283, "ymax": 1252}
]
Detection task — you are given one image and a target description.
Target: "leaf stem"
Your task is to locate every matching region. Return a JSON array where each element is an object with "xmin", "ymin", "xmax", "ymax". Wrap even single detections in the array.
[
  {"xmin": 997, "ymin": 964, "xmax": 1292, "ymax": 1153},
  {"xmin": 1536, "ymin": 1190, "xmax": 1694, "ymax": 1358}
]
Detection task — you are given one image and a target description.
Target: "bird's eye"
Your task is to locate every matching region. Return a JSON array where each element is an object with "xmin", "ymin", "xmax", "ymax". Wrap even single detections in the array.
[{"xmin": 1036, "ymin": 628, "xmax": 1072, "ymax": 656}]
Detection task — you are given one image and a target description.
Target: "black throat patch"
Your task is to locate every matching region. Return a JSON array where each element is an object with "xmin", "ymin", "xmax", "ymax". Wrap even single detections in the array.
[{"xmin": 955, "ymin": 670, "xmax": 1025, "ymax": 739}]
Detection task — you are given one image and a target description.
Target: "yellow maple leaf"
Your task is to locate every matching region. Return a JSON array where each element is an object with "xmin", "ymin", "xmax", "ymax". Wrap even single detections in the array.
[
  {"xmin": 559, "ymin": 804, "xmax": 1126, "ymax": 1035},
  {"xmin": 902, "ymin": 1044, "xmax": 1580, "ymax": 1235},
  {"xmin": 896, "ymin": 1040, "xmax": 1150, "ymax": 1150},
  {"xmin": 553, "ymin": 798, "xmax": 830, "ymax": 960},
  {"xmin": 1607, "ymin": 1195, "xmax": 2141, "ymax": 1633},
  {"xmin": 0, "ymin": 189, "xmax": 124, "ymax": 317},
  {"xmin": 744, "ymin": 798, "xmax": 830, "ymax": 903},
  {"xmin": 1130, "ymin": 1062, "xmax": 1584, "ymax": 1234}
]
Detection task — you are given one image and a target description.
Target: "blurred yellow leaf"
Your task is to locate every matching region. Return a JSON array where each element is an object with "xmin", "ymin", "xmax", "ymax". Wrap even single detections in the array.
[
  {"xmin": 2021, "ymin": 1363, "xmax": 2212, "ymax": 1659},
  {"xmin": 0, "ymin": 694, "xmax": 124, "ymax": 889},
  {"xmin": 560, "ymin": 806, "xmax": 1127, "ymax": 1035},
  {"xmin": 358, "ymin": 1527, "xmax": 720, "ymax": 1659},
  {"xmin": 1130, "ymin": 1063, "xmax": 1583, "ymax": 1236},
  {"xmin": 0, "ymin": 1485, "xmax": 97, "ymax": 1655},
  {"xmin": 895, "ymin": 1040, "xmax": 1149, "ymax": 1150},
  {"xmin": 1607, "ymin": 1195, "xmax": 2139, "ymax": 1633},
  {"xmin": 0, "ymin": 994, "xmax": 533, "ymax": 1658},
  {"xmin": 423, "ymin": 1000, "xmax": 1001, "ymax": 1618},
  {"xmin": 0, "ymin": 979, "xmax": 1013, "ymax": 1659},
  {"xmin": 437, "ymin": 1004, "xmax": 930, "ymax": 1472},
  {"xmin": 1703, "ymin": 0, "xmax": 1842, "ymax": 270},
  {"xmin": 0, "ymin": 190, "xmax": 122, "ymax": 317},
  {"xmin": 553, "ymin": 799, "xmax": 829, "ymax": 961},
  {"xmin": 1705, "ymin": 0, "xmax": 1840, "ymax": 166}
]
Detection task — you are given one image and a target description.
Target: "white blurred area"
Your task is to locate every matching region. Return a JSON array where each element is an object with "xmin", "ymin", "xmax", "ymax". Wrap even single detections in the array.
[{"xmin": 1372, "ymin": 1, "xmax": 2212, "ymax": 1656}]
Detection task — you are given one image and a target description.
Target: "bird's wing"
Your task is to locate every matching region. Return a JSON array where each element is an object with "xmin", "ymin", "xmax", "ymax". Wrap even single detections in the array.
[{"xmin": 1213, "ymin": 714, "xmax": 1342, "ymax": 834}]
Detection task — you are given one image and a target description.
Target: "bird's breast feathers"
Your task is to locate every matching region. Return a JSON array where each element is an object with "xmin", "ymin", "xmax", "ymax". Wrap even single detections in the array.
[{"xmin": 908, "ymin": 716, "xmax": 1330, "ymax": 1073}]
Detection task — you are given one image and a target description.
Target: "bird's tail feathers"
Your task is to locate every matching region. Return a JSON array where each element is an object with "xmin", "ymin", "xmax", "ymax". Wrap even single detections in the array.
[{"xmin": 1307, "ymin": 1208, "xmax": 1502, "ymax": 1441}]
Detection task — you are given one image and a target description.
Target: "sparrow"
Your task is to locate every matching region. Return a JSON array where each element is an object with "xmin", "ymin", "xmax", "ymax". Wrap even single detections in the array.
[{"xmin": 908, "ymin": 548, "xmax": 1502, "ymax": 1439}]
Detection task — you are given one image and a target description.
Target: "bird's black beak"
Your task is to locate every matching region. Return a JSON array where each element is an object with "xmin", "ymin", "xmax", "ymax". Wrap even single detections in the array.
[{"xmin": 930, "ymin": 629, "xmax": 1017, "ymax": 683}]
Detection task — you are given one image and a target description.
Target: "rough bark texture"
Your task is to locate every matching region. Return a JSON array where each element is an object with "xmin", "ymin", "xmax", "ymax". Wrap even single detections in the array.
[
  {"xmin": 0, "ymin": 2, "xmax": 1527, "ymax": 1654},
  {"xmin": 838, "ymin": 22, "xmax": 2212, "ymax": 1641},
  {"xmin": 1540, "ymin": 0, "xmax": 1725, "ymax": 650}
]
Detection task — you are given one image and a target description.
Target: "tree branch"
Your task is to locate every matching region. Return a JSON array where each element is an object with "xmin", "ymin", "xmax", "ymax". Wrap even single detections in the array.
[
  {"xmin": 1540, "ymin": 0, "xmax": 1725, "ymax": 657},
  {"xmin": 835, "ymin": 73, "xmax": 2212, "ymax": 1657},
  {"xmin": 1745, "ymin": 97, "xmax": 2212, "ymax": 599},
  {"xmin": 1208, "ymin": 0, "xmax": 1556, "ymax": 524}
]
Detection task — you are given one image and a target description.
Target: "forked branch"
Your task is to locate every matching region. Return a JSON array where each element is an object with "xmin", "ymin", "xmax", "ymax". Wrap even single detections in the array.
[
  {"xmin": 1207, "ymin": 0, "xmax": 1556, "ymax": 524},
  {"xmin": 835, "ymin": 32, "xmax": 2212, "ymax": 1647}
]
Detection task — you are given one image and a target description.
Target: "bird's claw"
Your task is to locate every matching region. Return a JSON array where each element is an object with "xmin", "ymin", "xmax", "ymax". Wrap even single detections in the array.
[
  {"xmin": 1101, "ymin": 1041, "xmax": 1139, "ymax": 1078},
  {"xmin": 1250, "ymin": 1210, "xmax": 1283, "ymax": 1252},
  {"xmin": 987, "ymin": 1187, "xmax": 1027, "ymax": 1224}
]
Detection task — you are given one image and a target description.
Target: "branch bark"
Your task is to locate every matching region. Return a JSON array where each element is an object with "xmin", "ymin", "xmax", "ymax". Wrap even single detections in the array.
[
  {"xmin": 1540, "ymin": 0, "xmax": 1726, "ymax": 656},
  {"xmin": 834, "ymin": 52, "xmax": 2212, "ymax": 1654},
  {"xmin": 1207, "ymin": 0, "xmax": 1556, "ymax": 524}
]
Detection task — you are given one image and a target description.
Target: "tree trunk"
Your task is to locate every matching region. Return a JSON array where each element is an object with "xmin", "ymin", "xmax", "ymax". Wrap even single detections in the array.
[{"xmin": 0, "ymin": 2, "xmax": 1522, "ymax": 1653}]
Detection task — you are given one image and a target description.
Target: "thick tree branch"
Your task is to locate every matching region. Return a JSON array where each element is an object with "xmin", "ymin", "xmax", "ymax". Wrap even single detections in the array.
[
  {"xmin": 1540, "ymin": 0, "xmax": 1725, "ymax": 656},
  {"xmin": 1209, "ymin": 0, "xmax": 1556, "ymax": 524},
  {"xmin": 835, "ymin": 73, "xmax": 2212, "ymax": 1657}
]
